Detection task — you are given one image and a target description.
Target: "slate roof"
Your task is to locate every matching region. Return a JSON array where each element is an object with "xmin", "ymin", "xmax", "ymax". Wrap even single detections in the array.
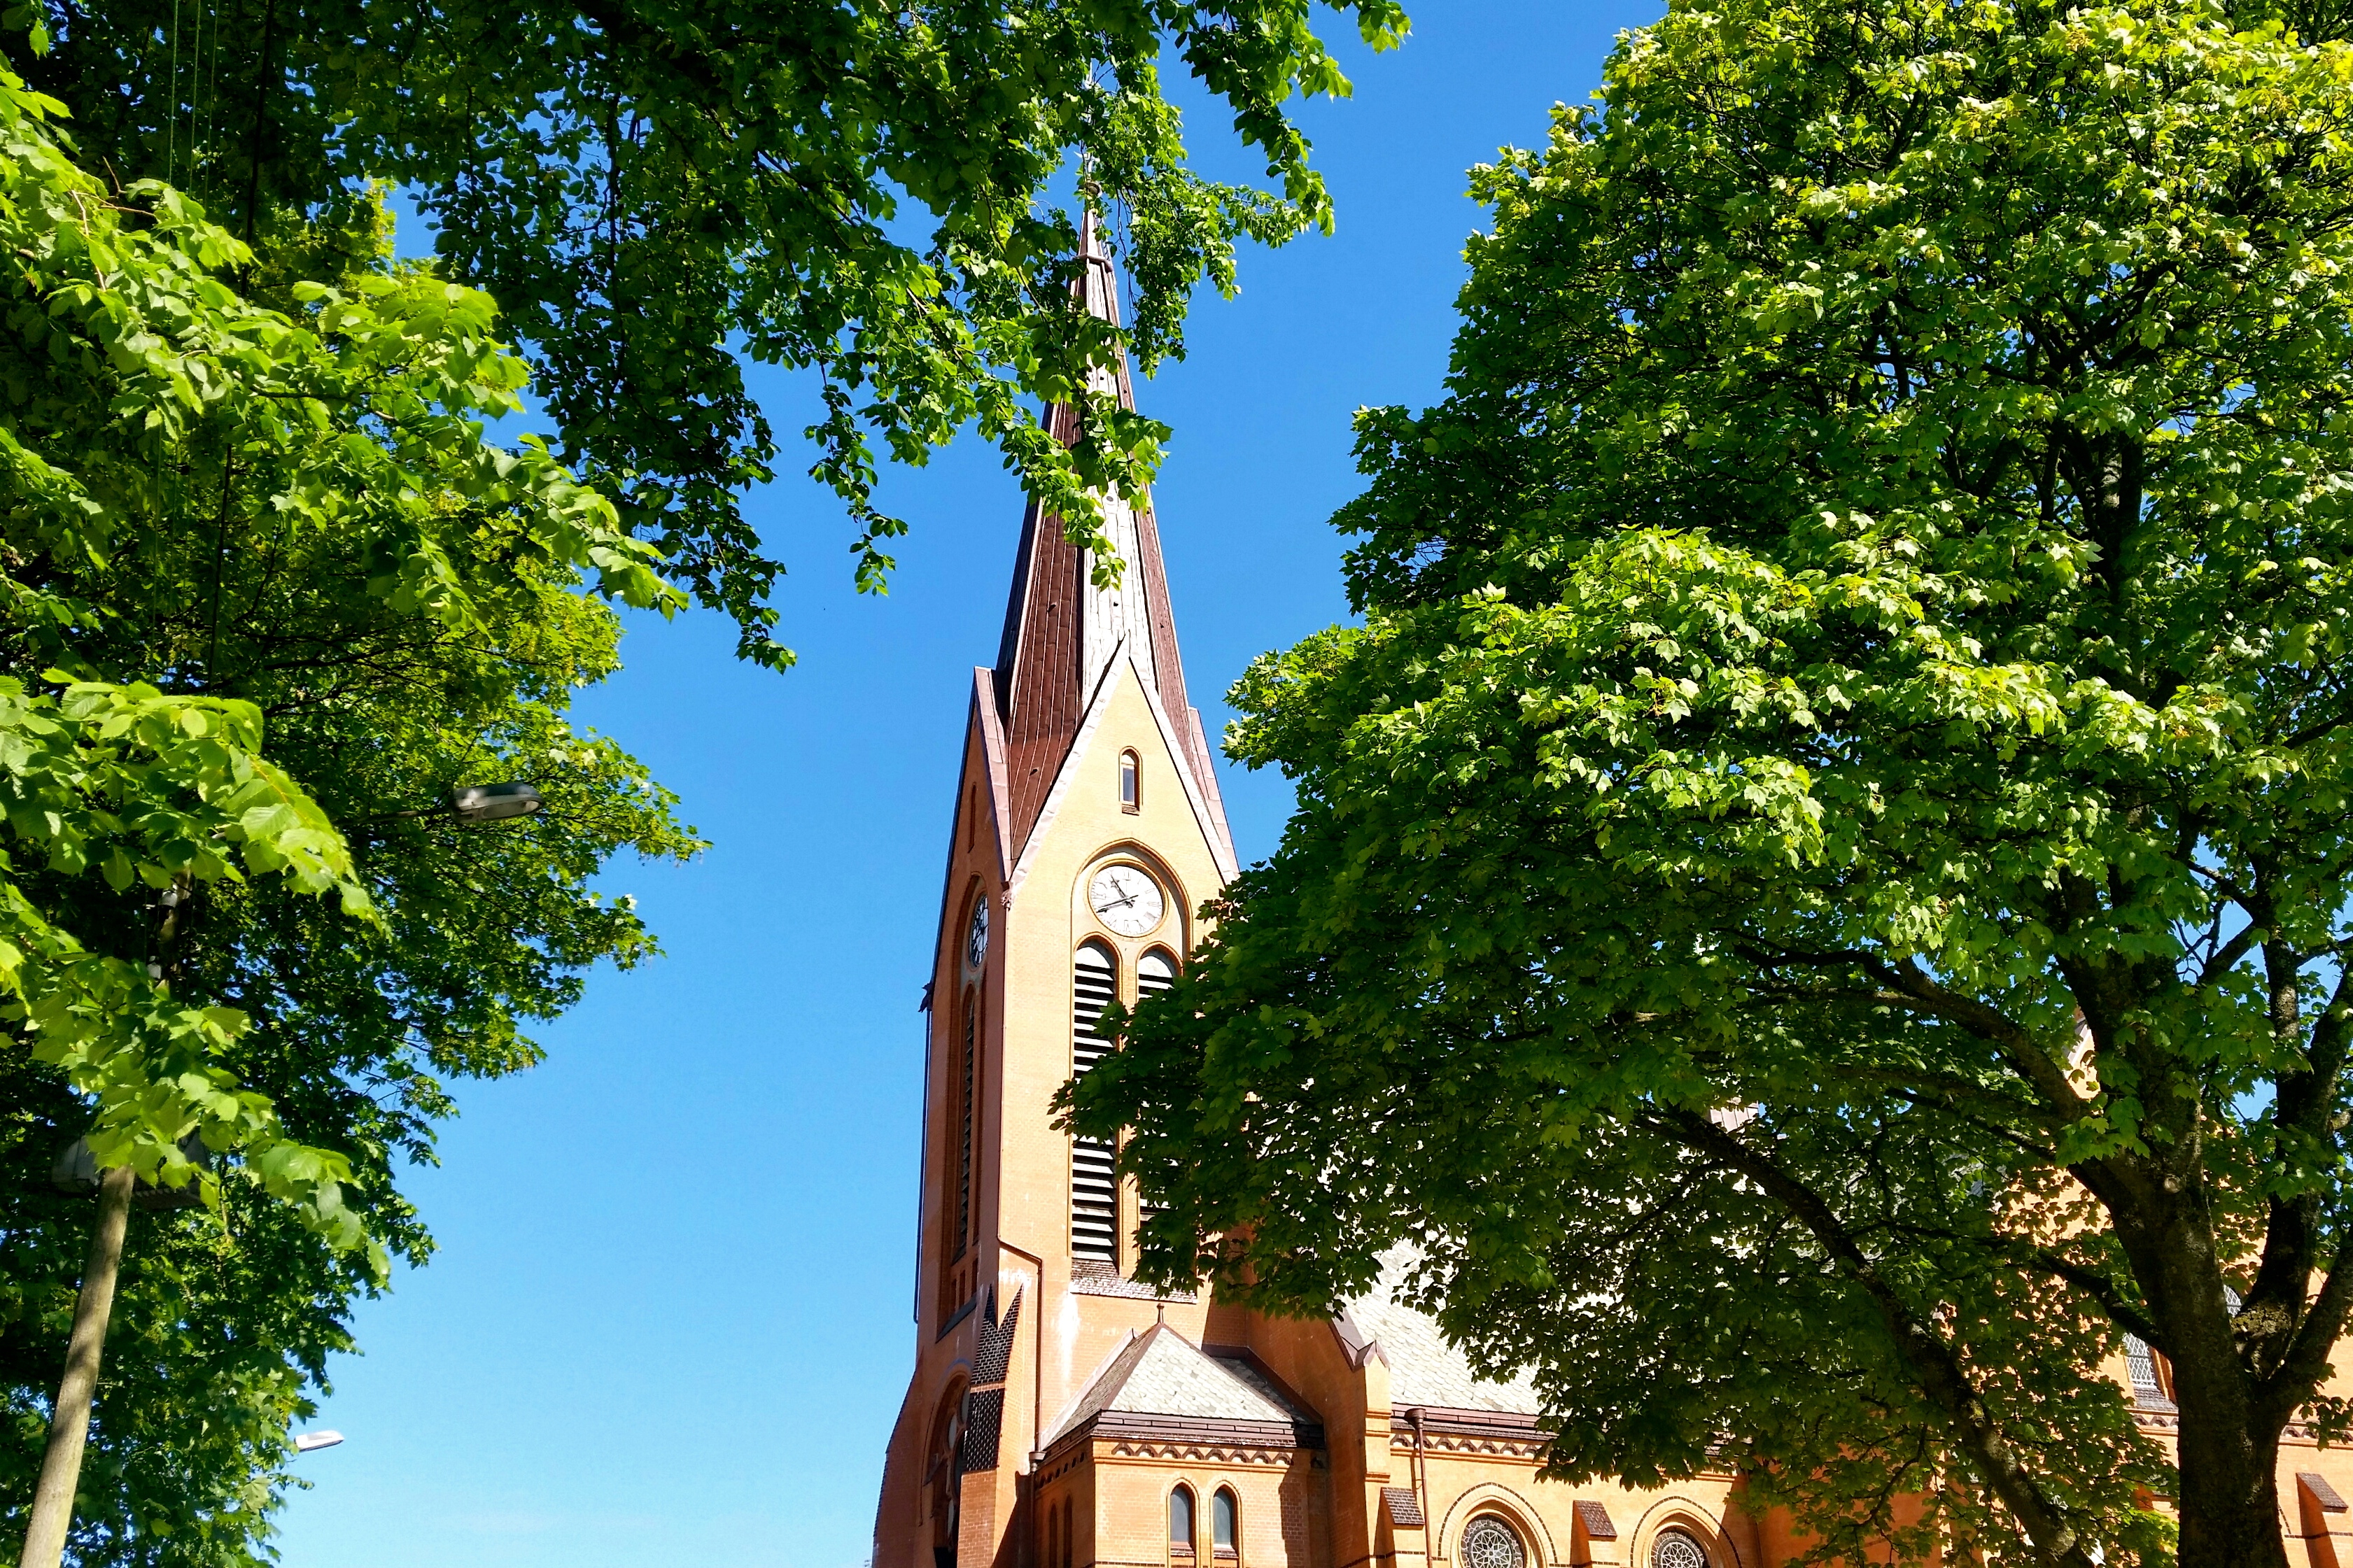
[
  {"xmin": 1341, "ymin": 1245, "xmax": 1541, "ymax": 1413},
  {"xmin": 1044, "ymin": 1325, "xmax": 1314, "ymax": 1446}
]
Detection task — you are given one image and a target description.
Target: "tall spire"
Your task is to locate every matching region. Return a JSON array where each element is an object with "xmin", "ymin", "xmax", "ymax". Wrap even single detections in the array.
[{"xmin": 990, "ymin": 216, "xmax": 1228, "ymax": 864}]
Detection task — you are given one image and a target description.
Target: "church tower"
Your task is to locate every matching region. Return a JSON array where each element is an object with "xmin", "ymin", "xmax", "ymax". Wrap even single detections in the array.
[
  {"xmin": 870, "ymin": 218, "xmax": 1245, "ymax": 1568},
  {"xmin": 872, "ymin": 227, "xmax": 1883, "ymax": 1568}
]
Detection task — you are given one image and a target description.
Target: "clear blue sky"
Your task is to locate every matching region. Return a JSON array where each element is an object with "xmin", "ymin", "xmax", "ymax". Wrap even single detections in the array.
[{"xmin": 271, "ymin": 5, "xmax": 1656, "ymax": 1564}]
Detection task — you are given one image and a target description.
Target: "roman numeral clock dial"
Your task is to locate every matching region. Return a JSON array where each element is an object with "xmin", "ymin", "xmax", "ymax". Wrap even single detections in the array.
[{"xmin": 1088, "ymin": 865, "xmax": 1165, "ymax": 937}]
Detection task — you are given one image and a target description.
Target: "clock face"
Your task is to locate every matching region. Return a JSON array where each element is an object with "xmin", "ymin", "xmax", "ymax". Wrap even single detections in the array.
[
  {"xmin": 1088, "ymin": 865, "xmax": 1165, "ymax": 937},
  {"xmin": 965, "ymin": 896, "xmax": 990, "ymax": 969}
]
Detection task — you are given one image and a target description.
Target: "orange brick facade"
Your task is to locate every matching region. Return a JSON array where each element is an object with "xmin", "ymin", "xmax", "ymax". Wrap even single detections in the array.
[{"xmin": 870, "ymin": 233, "xmax": 2353, "ymax": 1568}]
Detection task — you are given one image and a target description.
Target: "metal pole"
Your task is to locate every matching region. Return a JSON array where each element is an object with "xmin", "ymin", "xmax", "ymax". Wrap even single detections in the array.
[{"xmin": 21, "ymin": 1161, "xmax": 136, "ymax": 1568}]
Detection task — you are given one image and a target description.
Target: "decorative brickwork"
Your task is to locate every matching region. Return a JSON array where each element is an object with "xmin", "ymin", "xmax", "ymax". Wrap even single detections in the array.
[
  {"xmin": 973, "ymin": 1290, "xmax": 1023, "ymax": 1387},
  {"xmin": 961, "ymin": 1389, "xmax": 1005, "ymax": 1475}
]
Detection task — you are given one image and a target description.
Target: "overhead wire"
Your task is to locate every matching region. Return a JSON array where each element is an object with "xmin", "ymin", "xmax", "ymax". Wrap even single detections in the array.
[
  {"xmin": 167, "ymin": 0, "xmax": 182, "ymax": 187},
  {"xmin": 204, "ymin": 1, "xmax": 220, "ymax": 189},
  {"xmin": 189, "ymin": 0, "xmax": 204, "ymax": 188}
]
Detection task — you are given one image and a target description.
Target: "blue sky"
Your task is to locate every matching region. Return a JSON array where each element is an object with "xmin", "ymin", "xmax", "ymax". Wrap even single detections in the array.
[{"xmin": 270, "ymin": 4, "xmax": 1657, "ymax": 1564}]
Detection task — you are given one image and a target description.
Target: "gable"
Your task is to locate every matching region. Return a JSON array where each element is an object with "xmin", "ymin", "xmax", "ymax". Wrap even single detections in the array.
[{"xmin": 1006, "ymin": 644, "xmax": 1238, "ymax": 901}]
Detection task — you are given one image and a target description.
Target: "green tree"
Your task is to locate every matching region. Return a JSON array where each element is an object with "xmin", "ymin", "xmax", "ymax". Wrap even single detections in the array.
[
  {"xmin": 1068, "ymin": 1, "xmax": 2353, "ymax": 1567},
  {"xmin": 0, "ymin": 69, "xmax": 696, "ymax": 1562},
  {"xmin": 19, "ymin": 0, "xmax": 1406, "ymax": 667}
]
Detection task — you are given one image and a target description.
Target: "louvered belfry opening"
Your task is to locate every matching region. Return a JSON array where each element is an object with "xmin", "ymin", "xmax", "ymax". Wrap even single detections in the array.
[
  {"xmin": 935, "ymin": 986, "xmax": 982, "ymax": 1332},
  {"xmin": 1136, "ymin": 949, "xmax": 1176, "ymax": 1001},
  {"xmin": 1131, "ymin": 951, "xmax": 1179, "ymax": 1227},
  {"xmin": 955, "ymin": 996, "xmax": 976, "ymax": 1255},
  {"xmin": 1071, "ymin": 942, "xmax": 1120, "ymax": 1261}
]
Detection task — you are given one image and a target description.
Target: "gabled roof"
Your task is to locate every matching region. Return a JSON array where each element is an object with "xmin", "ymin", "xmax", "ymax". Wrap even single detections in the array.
[
  {"xmin": 1043, "ymin": 1324, "xmax": 1320, "ymax": 1450},
  {"xmin": 989, "ymin": 218, "xmax": 1230, "ymax": 867},
  {"xmin": 1342, "ymin": 1245, "xmax": 1542, "ymax": 1414}
]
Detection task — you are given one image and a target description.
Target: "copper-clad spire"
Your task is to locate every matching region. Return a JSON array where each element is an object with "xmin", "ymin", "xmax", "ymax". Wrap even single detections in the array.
[{"xmin": 990, "ymin": 216, "xmax": 1228, "ymax": 864}]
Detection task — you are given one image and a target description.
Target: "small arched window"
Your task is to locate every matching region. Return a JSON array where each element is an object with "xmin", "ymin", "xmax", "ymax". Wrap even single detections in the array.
[
  {"xmin": 1170, "ymin": 1485, "xmax": 1196, "ymax": 1552},
  {"xmin": 1462, "ymin": 1516, "xmax": 1527, "ymax": 1568},
  {"xmin": 1651, "ymin": 1531, "xmax": 1709, "ymax": 1568},
  {"xmin": 1213, "ymin": 1488, "xmax": 1238, "ymax": 1556},
  {"xmin": 1120, "ymin": 749, "xmax": 1141, "ymax": 812}
]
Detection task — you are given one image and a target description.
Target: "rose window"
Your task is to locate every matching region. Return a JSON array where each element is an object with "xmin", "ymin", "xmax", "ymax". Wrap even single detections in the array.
[
  {"xmin": 1462, "ymin": 1517, "xmax": 1526, "ymax": 1568},
  {"xmin": 1652, "ymin": 1530, "xmax": 1708, "ymax": 1568}
]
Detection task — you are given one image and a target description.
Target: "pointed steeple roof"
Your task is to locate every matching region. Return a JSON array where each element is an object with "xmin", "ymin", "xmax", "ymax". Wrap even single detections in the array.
[{"xmin": 991, "ymin": 218, "xmax": 1230, "ymax": 863}]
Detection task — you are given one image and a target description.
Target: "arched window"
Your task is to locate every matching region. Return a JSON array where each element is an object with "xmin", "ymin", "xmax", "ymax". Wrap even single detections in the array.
[
  {"xmin": 926, "ymin": 1382, "xmax": 967, "ymax": 1560},
  {"xmin": 1070, "ymin": 942, "xmax": 1119, "ymax": 1260},
  {"xmin": 1651, "ymin": 1531, "xmax": 1709, "ymax": 1568},
  {"xmin": 1213, "ymin": 1488, "xmax": 1237, "ymax": 1557},
  {"xmin": 1120, "ymin": 749, "xmax": 1141, "ymax": 812},
  {"xmin": 1169, "ymin": 1485, "xmax": 1196, "ymax": 1553},
  {"xmin": 1461, "ymin": 1516, "xmax": 1527, "ymax": 1568},
  {"xmin": 2125, "ymin": 1333, "xmax": 2175, "ymax": 1405}
]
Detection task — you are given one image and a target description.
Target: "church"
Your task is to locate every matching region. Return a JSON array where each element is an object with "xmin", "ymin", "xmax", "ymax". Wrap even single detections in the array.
[{"xmin": 869, "ymin": 230, "xmax": 2353, "ymax": 1568}]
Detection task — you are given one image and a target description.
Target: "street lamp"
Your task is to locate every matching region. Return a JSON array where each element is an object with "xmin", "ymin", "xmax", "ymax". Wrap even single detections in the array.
[
  {"xmin": 449, "ymin": 782, "xmax": 543, "ymax": 822},
  {"xmin": 52, "ymin": 1134, "xmax": 209, "ymax": 1211}
]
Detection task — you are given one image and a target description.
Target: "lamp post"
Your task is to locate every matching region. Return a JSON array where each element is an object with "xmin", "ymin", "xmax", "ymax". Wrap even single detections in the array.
[
  {"xmin": 18, "ymin": 784, "xmax": 535, "ymax": 1568},
  {"xmin": 20, "ymin": 1162, "xmax": 134, "ymax": 1567}
]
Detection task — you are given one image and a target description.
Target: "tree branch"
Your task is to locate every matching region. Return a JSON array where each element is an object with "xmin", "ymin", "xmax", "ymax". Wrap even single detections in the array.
[
  {"xmin": 1739, "ymin": 943, "xmax": 2093, "ymax": 1123},
  {"xmin": 2018, "ymin": 1248, "xmax": 2164, "ymax": 1348},
  {"xmin": 1652, "ymin": 1107, "xmax": 2099, "ymax": 1568},
  {"xmin": 2263, "ymin": 1229, "xmax": 2353, "ymax": 1422},
  {"xmin": 2196, "ymin": 915, "xmax": 2267, "ymax": 990}
]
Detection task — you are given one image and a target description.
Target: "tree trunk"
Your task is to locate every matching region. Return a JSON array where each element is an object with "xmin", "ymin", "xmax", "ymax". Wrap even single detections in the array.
[{"xmin": 2174, "ymin": 1378, "xmax": 2291, "ymax": 1568}]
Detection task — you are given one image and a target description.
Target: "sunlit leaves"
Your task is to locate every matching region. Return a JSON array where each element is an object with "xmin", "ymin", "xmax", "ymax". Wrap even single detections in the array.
[
  {"xmin": 24, "ymin": 0, "xmax": 1407, "ymax": 667},
  {"xmin": 1074, "ymin": 0, "xmax": 2353, "ymax": 1560},
  {"xmin": 0, "ymin": 44, "xmax": 704, "ymax": 1568}
]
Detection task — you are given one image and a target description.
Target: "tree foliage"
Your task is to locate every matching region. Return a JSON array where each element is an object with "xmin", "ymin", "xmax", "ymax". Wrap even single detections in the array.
[
  {"xmin": 1069, "ymin": 1, "xmax": 2353, "ymax": 1566},
  {"xmin": 2, "ymin": 0, "xmax": 1414, "ymax": 1552},
  {"xmin": 20, "ymin": 0, "xmax": 1406, "ymax": 666},
  {"xmin": 0, "ymin": 64, "xmax": 698, "ymax": 1565}
]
